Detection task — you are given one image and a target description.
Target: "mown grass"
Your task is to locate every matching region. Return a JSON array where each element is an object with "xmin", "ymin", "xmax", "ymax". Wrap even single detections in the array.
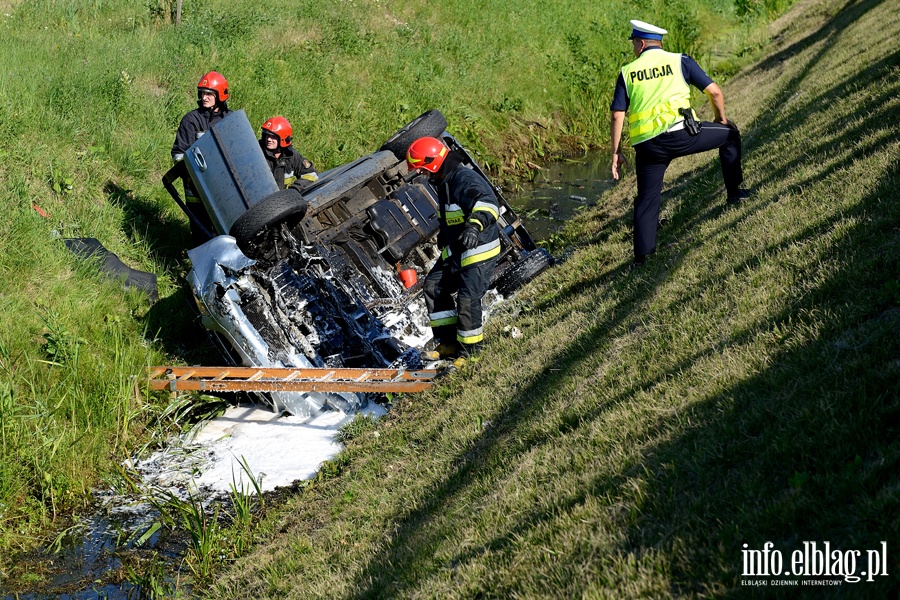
[
  {"xmin": 206, "ymin": 0, "xmax": 899, "ymax": 596},
  {"xmin": 0, "ymin": 0, "xmax": 777, "ymax": 570}
]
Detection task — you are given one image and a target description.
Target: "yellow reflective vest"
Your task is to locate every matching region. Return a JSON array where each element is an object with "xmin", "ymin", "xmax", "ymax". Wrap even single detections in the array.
[{"xmin": 622, "ymin": 49, "xmax": 697, "ymax": 145}]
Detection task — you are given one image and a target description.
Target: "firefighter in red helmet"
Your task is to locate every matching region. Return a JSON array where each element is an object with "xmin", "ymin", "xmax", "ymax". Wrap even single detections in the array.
[
  {"xmin": 171, "ymin": 71, "xmax": 232, "ymax": 244},
  {"xmin": 407, "ymin": 136, "xmax": 501, "ymax": 362},
  {"xmin": 259, "ymin": 116, "xmax": 319, "ymax": 191}
]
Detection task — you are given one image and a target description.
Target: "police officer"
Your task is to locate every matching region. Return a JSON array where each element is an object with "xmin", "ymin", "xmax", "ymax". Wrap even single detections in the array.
[
  {"xmin": 406, "ymin": 136, "xmax": 501, "ymax": 361},
  {"xmin": 259, "ymin": 116, "xmax": 319, "ymax": 191},
  {"xmin": 610, "ymin": 20, "xmax": 751, "ymax": 266},
  {"xmin": 171, "ymin": 71, "xmax": 232, "ymax": 245}
]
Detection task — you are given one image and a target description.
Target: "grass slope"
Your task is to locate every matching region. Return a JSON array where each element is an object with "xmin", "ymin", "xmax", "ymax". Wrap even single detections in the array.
[
  {"xmin": 0, "ymin": 0, "xmax": 776, "ymax": 560},
  {"xmin": 211, "ymin": 0, "xmax": 900, "ymax": 597}
]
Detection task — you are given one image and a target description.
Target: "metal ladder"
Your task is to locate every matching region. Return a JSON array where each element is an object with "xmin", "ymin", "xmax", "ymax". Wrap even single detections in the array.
[{"xmin": 148, "ymin": 366, "xmax": 439, "ymax": 394}]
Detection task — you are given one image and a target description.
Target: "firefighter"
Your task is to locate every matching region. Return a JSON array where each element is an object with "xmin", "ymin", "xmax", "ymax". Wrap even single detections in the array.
[
  {"xmin": 406, "ymin": 136, "xmax": 501, "ymax": 362},
  {"xmin": 610, "ymin": 20, "xmax": 752, "ymax": 266},
  {"xmin": 259, "ymin": 116, "xmax": 319, "ymax": 191},
  {"xmin": 171, "ymin": 71, "xmax": 232, "ymax": 245}
]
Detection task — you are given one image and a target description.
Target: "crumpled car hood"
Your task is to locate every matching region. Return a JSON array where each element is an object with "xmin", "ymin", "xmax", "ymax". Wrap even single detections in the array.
[{"xmin": 187, "ymin": 236, "xmax": 368, "ymax": 418}]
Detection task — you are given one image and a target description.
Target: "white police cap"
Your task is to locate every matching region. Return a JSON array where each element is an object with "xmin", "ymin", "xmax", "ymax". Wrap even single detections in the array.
[{"xmin": 629, "ymin": 20, "xmax": 668, "ymax": 41}]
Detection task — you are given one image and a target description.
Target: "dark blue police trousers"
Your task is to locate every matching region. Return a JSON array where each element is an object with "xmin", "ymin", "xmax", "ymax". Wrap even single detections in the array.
[{"xmin": 633, "ymin": 122, "xmax": 743, "ymax": 259}]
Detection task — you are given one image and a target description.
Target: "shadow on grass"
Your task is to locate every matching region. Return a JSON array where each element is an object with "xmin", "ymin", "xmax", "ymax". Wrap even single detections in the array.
[
  {"xmin": 343, "ymin": 0, "xmax": 900, "ymax": 596},
  {"xmin": 103, "ymin": 181, "xmax": 224, "ymax": 363},
  {"xmin": 347, "ymin": 265, "xmax": 663, "ymax": 597},
  {"xmin": 747, "ymin": 0, "xmax": 888, "ymax": 78},
  {"xmin": 143, "ymin": 285, "xmax": 224, "ymax": 365},
  {"xmin": 613, "ymin": 153, "xmax": 900, "ymax": 598},
  {"xmin": 104, "ymin": 180, "xmax": 190, "ymax": 275}
]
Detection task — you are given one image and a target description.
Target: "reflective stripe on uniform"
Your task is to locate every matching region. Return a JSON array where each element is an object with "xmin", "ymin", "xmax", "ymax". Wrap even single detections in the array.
[
  {"xmin": 628, "ymin": 98, "xmax": 692, "ymax": 138},
  {"xmin": 444, "ymin": 203, "xmax": 464, "ymax": 226},
  {"xmin": 472, "ymin": 201, "xmax": 499, "ymax": 220},
  {"xmin": 460, "ymin": 238, "xmax": 501, "ymax": 267},
  {"xmin": 457, "ymin": 326, "xmax": 484, "ymax": 344},
  {"xmin": 628, "ymin": 98, "xmax": 689, "ymax": 124},
  {"xmin": 429, "ymin": 309, "xmax": 458, "ymax": 327}
]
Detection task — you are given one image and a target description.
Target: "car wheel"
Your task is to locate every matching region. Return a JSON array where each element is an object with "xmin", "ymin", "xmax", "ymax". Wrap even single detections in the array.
[
  {"xmin": 230, "ymin": 189, "xmax": 308, "ymax": 258},
  {"xmin": 379, "ymin": 109, "xmax": 448, "ymax": 161},
  {"xmin": 493, "ymin": 248, "xmax": 554, "ymax": 297}
]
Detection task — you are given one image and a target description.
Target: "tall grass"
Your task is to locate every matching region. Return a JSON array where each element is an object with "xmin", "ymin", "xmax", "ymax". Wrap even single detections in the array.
[{"xmin": 0, "ymin": 0, "xmax": 786, "ymax": 571}]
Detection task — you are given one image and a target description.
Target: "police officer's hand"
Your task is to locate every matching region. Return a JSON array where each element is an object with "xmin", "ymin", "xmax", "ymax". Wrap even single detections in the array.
[
  {"xmin": 612, "ymin": 152, "xmax": 627, "ymax": 180},
  {"xmin": 459, "ymin": 223, "xmax": 480, "ymax": 250},
  {"xmin": 715, "ymin": 118, "xmax": 739, "ymax": 132}
]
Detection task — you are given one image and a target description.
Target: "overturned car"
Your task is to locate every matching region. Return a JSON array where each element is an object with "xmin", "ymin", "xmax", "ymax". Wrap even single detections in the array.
[{"xmin": 163, "ymin": 109, "xmax": 552, "ymax": 417}]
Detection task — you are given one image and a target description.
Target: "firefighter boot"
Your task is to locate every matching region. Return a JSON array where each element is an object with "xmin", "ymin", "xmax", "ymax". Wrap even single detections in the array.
[
  {"xmin": 452, "ymin": 341, "xmax": 483, "ymax": 367},
  {"xmin": 420, "ymin": 340, "xmax": 462, "ymax": 362}
]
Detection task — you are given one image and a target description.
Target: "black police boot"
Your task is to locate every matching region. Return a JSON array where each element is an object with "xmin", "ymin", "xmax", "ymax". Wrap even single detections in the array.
[
  {"xmin": 727, "ymin": 188, "xmax": 754, "ymax": 205},
  {"xmin": 632, "ymin": 247, "xmax": 656, "ymax": 269}
]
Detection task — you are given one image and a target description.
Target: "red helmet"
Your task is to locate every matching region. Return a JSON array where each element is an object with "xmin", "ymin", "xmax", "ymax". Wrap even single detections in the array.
[
  {"xmin": 406, "ymin": 137, "xmax": 449, "ymax": 174},
  {"xmin": 197, "ymin": 71, "xmax": 229, "ymax": 102},
  {"xmin": 261, "ymin": 116, "xmax": 293, "ymax": 148}
]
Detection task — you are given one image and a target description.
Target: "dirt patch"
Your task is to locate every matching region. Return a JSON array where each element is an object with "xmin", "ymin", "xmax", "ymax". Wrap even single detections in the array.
[
  {"xmin": 136, "ymin": 75, "xmax": 167, "ymax": 98},
  {"xmin": 257, "ymin": 23, "xmax": 321, "ymax": 49}
]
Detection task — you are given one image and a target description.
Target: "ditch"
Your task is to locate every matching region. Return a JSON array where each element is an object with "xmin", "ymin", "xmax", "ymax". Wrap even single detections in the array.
[
  {"xmin": 506, "ymin": 152, "xmax": 613, "ymax": 242},
  {"xmin": 1, "ymin": 152, "xmax": 613, "ymax": 600}
]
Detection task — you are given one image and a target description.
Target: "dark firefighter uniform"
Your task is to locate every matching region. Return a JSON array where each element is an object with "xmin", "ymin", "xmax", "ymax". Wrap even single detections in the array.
[
  {"xmin": 171, "ymin": 106, "xmax": 231, "ymax": 242},
  {"xmin": 611, "ymin": 46, "xmax": 744, "ymax": 260},
  {"xmin": 259, "ymin": 141, "xmax": 319, "ymax": 191},
  {"xmin": 424, "ymin": 163, "xmax": 501, "ymax": 353}
]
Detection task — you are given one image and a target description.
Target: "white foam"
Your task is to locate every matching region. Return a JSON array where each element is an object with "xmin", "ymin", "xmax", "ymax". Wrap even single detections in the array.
[
  {"xmin": 198, "ymin": 402, "xmax": 386, "ymax": 494},
  {"xmin": 131, "ymin": 402, "xmax": 386, "ymax": 498}
]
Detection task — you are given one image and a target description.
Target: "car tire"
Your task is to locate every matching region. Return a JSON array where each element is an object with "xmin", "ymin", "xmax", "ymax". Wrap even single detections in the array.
[
  {"xmin": 493, "ymin": 248, "xmax": 554, "ymax": 297},
  {"xmin": 230, "ymin": 189, "xmax": 308, "ymax": 257},
  {"xmin": 379, "ymin": 109, "xmax": 448, "ymax": 161}
]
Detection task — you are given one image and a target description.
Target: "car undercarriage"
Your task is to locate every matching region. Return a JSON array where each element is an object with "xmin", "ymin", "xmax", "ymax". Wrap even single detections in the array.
[{"xmin": 164, "ymin": 109, "xmax": 553, "ymax": 417}]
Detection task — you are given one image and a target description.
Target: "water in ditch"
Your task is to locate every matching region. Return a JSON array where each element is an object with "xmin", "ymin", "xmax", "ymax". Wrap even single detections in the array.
[
  {"xmin": 2, "ymin": 498, "xmax": 184, "ymax": 599},
  {"xmin": 1, "ymin": 401, "xmax": 386, "ymax": 599},
  {"xmin": 505, "ymin": 152, "xmax": 613, "ymax": 242}
]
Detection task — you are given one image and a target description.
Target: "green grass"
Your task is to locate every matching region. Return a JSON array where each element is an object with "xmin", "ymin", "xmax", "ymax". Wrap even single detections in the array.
[
  {"xmin": 201, "ymin": 0, "xmax": 899, "ymax": 596},
  {"xmin": 0, "ymin": 0, "xmax": 776, "ymax": 566},
  {"xmin": 15, "ymin": 0, "xmax": 887, "ymax": 596}
]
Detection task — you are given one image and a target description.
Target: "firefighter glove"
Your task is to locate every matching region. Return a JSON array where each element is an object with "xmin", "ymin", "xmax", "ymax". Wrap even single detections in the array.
[{"xmin": 459, "ymin": 223, "xmax": 480, "ymax": 250}]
